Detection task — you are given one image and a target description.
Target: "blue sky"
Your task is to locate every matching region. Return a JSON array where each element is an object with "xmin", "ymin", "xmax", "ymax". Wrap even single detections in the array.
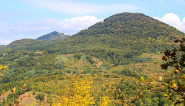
[{"xmin": 0, "ymin": 0, "xmax": 185, "ymax": 45}]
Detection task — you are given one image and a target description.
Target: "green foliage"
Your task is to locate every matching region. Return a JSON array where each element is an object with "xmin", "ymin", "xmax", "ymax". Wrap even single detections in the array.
[
  {"xmin": 0, "ymin": 45, "xmax": 6, "ymax": 50},
  {"xmin": 114, "ymin": 77, "xmax": 170, "ymax": 105},
  {"xmin": 119, "ymin": 68, "xmax": 138, "ymax": 77},
  {"xmin": 161, "ymin": 38, "xmax": 185, "ymax": 105},
  {"xmin": 32, "ymin": 91, "xmax": 36, "ymax": 95},
  {"xmin": 2, "ymin": 98, "xmax": 5, "ymax": 104},
  {"xmin": 35, "ymin": 93, "xmax": 45, "ymax": 101},
  {"xmin": 47, "ymin": 94, "xmax": 53, "ymax": 104}
]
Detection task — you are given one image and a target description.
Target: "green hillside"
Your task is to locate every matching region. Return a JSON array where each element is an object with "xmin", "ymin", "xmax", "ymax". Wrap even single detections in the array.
[
  {"xmin": 7, "ymin": 39, "xmax": 53, "ymax": 50},
  {"xmin": 48, "ymin": 12, "xmax": 184, "ymax": 65},
  {"xmin": 8, "ymin": 39, "xmax": 44, "ymax": 46},
  {"xmin": 0, "ymin": 12, "xmax": 185, "ymax": 105},
  {"xmin": 0, "ymin": 45, "xmax": 6, "ymax": 50},
  {"xmin": 2, "ymin": 12, "xmax": 184, "ymax": 80}
]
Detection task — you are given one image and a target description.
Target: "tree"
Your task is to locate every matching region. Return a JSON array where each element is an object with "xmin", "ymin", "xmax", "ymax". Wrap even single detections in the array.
[
  {"xmin": 35, "ymin": 93, "xmax": 45, "ymax": 101},
  {"xmin": 161, "ymin": 38, "xmax": 185, "ymax": 105}
]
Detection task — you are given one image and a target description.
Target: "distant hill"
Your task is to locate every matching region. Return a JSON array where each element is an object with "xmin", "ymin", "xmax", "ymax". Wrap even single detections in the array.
[
  {"xmin": 0, "ymin": 45, "xmax": 6, "ymax": 50},
  {"xmin": 8, "ymin": 39, "xmax": 43, "ymax": 46},
  {"xmin": 37, "ymin": 31, "xmax": 69, "ymax": 41},
  {"xmin": 7, "ymin": 31, "xmax": 69, "ymax": 50},
  {"xmin": 7, "ymin": 39, "xmax": 52, "ymax": 50}
]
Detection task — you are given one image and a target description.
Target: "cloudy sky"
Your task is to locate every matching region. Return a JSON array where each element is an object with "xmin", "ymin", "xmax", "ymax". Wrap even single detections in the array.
[{"xmin": 0, "ymin": 0, "xmax": 185, "ymax": 45}]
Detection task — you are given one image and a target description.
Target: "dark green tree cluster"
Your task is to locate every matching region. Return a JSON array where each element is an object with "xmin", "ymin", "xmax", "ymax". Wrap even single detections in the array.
[{"xmin": 161, "ymin": 38, "xmax": 185, "ymax": 105}]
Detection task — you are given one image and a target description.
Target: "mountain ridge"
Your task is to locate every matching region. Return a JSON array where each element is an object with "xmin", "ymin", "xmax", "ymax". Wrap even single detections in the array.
[
  {"xmin": 37, "ymin": 31, "xmax": 69, "ymax": 41},
  {"xmin": 3, "ymin": 12, "xmax": 185, "ymax": 65},
  {"xmin": 7, "ymin": 31, "xmax": 68, "ymax": 50}
]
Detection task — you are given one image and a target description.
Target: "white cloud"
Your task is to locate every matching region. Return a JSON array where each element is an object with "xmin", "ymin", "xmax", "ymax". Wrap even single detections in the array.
[
  {"xmin": 0, "ymin": 16, "xmax": 102, "ymax": 45},
  {"xmin": 179, "ymin": 17, "xmax": 185, "ymax": 32},
  {"xmin": 0, "ymin": 41, "xmax": 12, "ymax": 45},
  {"xmin": 20, "ymin": 0, "xmax": 139, "ymax": 14},
  {"xmin": 161, "ymin": 13, "xmax": 181, "ymax": 28},
  {"xmin": 154, "ymin": 13, "xmax": 185, "ymax": 33},
  {"xmin": 53, "ymin": 16, "xmax": 103, "ymax": 31}
]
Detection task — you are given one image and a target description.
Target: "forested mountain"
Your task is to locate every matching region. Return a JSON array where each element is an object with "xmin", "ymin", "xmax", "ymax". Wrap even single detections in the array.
[
  {"xmin": 1, "ymin": 12, "xmax": 185, "ymax": 105},
  {"xmin": 48, "ymin": 12, "xmax": 185, "ymax": 65},
  {"xmin": 37, "ymin": 31, "xmax": 69, "ymax": 41}
]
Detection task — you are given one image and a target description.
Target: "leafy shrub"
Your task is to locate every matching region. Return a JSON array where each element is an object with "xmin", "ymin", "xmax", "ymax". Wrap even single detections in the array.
[{"xmin": 35, "ymin": 93, "xmax": 45, "ymax": 101}]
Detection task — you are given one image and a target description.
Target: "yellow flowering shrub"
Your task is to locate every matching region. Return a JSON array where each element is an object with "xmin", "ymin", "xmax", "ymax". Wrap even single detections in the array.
[
  {"xmin": 52, "ymin": 76, "xmax": 95, "ymax": 106},
  {"xmin": 100, "ymin": 96, "xmax": 110, "ymax": 106},
  {"xmin": 0, "ymin": 65, "xmax": 7, "ymax": 71},
  {"xmin": 0, "ymin": 65, "xmax": 7, "ymax": 76}
]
